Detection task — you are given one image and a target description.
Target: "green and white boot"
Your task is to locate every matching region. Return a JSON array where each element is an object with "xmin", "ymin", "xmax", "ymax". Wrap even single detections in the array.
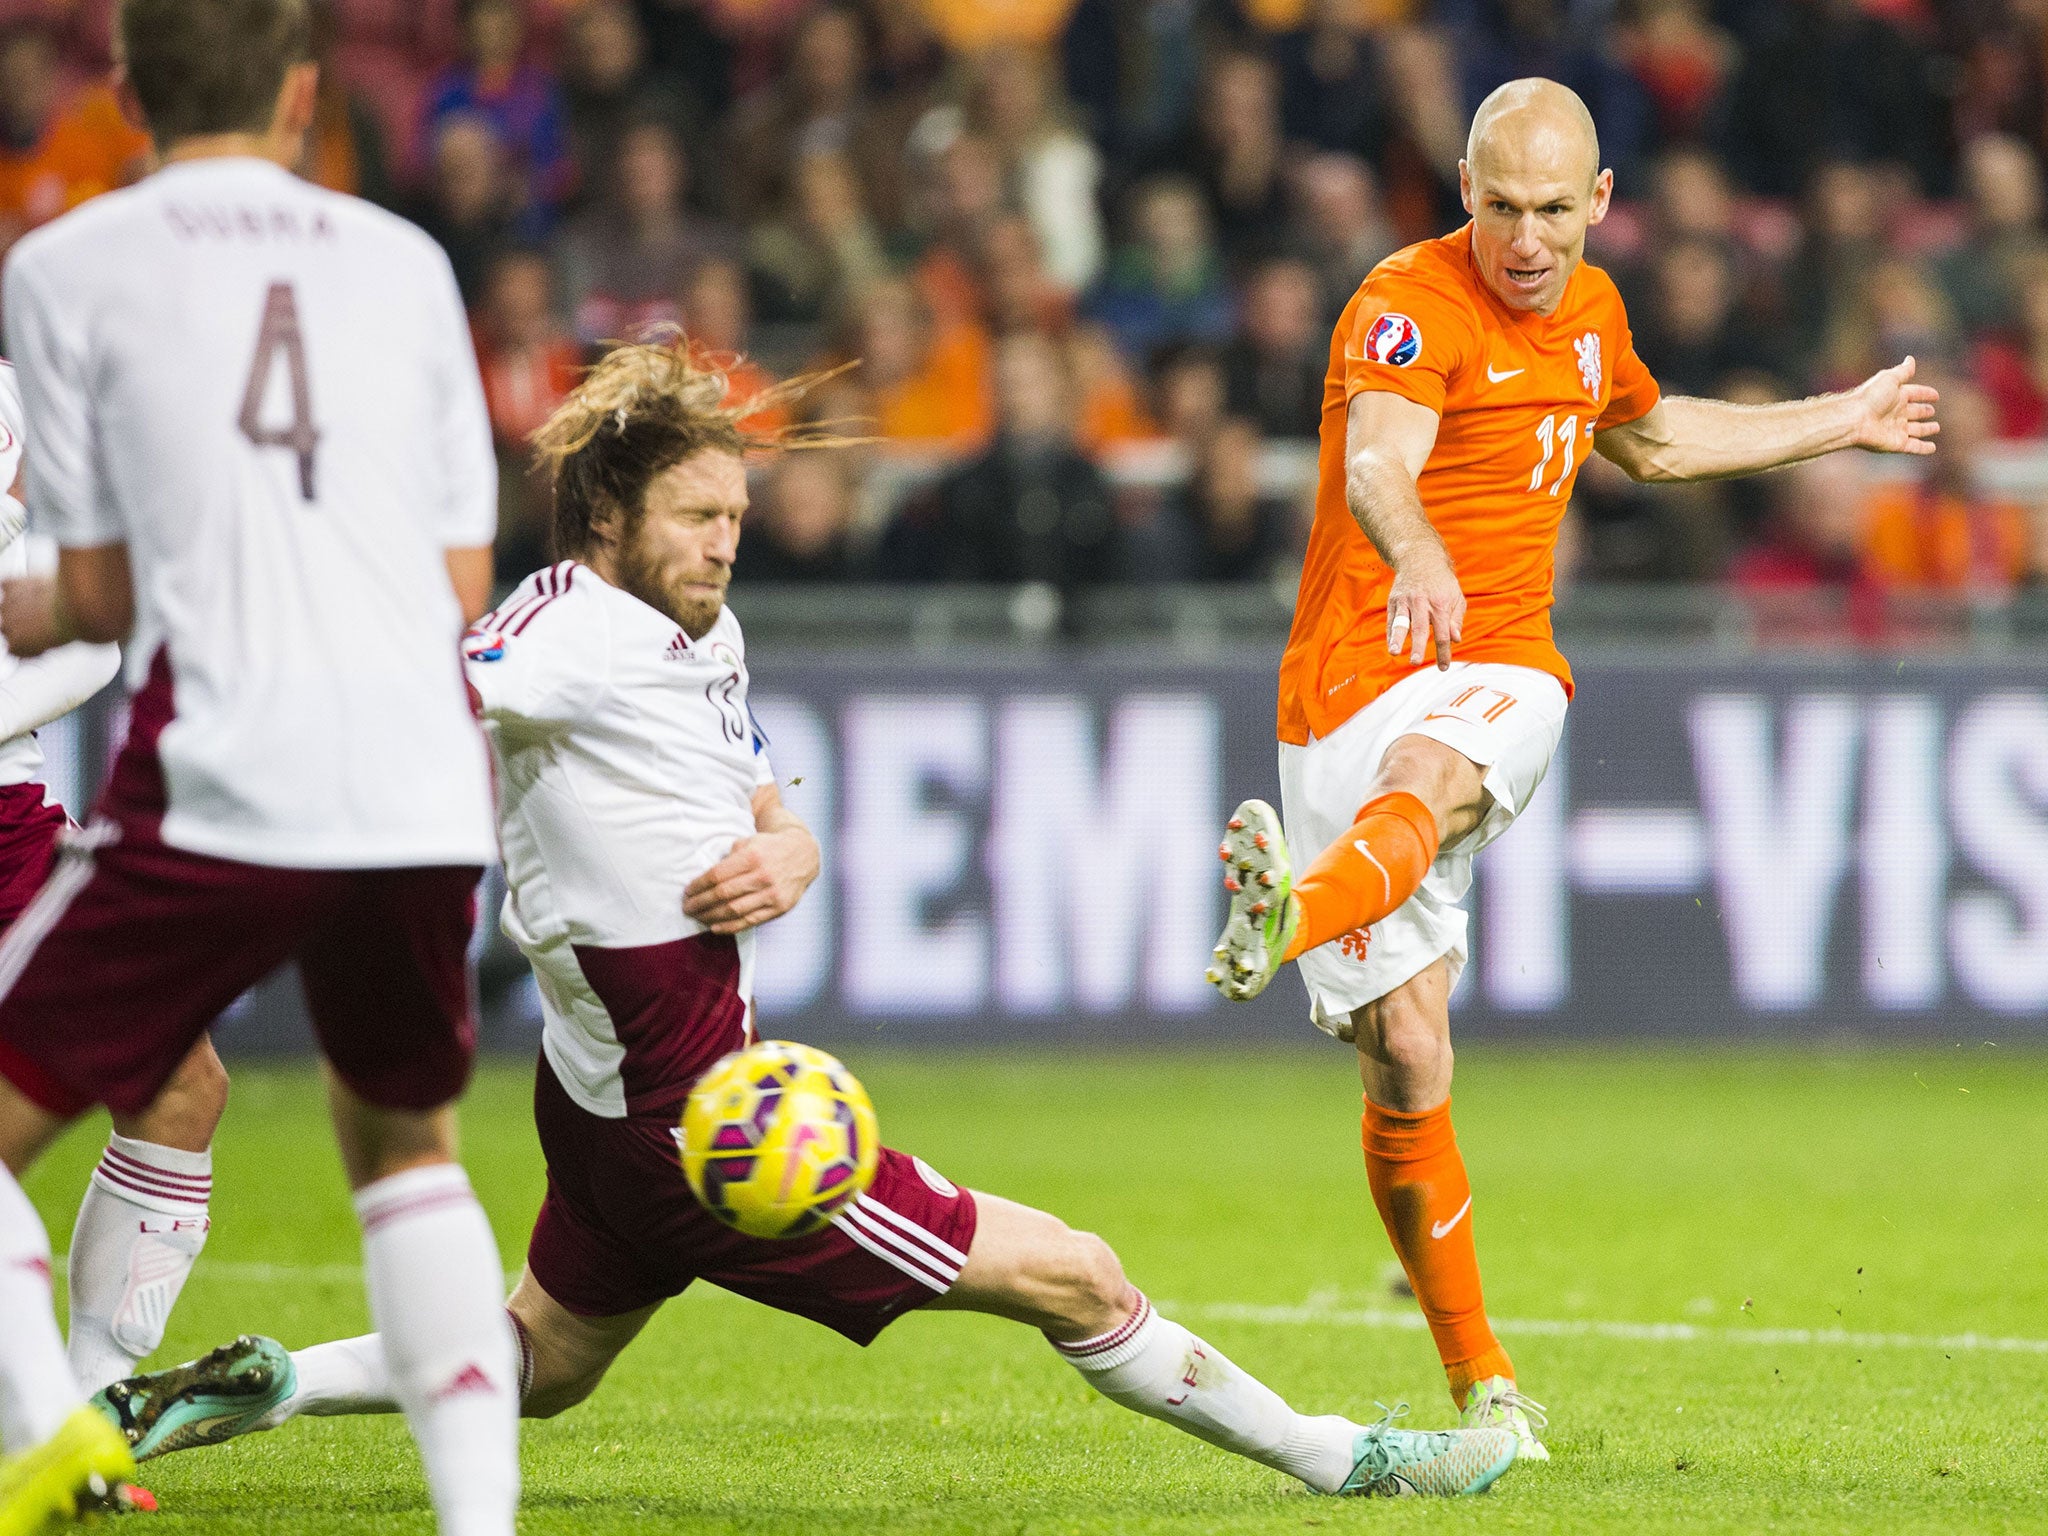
[
  {"xmin": 91, "ymin": 1335, "xmax": 296, "ymax": 1461},
  {"xmin": 1336, "ymin": 1403, "xmax": 1518, "ymax": 1496},
  {"xmin": 1460, "ymin": 1376, "xmax": 1549, "ymax": 1462},
  {"xmin": 1206, "ymin": 798, "xmax": 1298, "ymax": 1001}
]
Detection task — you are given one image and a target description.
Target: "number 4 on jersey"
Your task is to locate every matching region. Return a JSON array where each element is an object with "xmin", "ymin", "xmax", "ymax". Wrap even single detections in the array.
[{"xmin": 238, "ymin": 282, "xmax": 320, "ymax": 502}]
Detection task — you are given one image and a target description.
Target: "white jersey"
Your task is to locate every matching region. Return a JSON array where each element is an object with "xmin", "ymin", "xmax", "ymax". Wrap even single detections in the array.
[
  {"xmin": 3, "ymin": 157, "xmax": 497, "ymax": 867},
  {"xmin": 466, "ymin": 562, "xmax": 773, "ymax": 1117}
]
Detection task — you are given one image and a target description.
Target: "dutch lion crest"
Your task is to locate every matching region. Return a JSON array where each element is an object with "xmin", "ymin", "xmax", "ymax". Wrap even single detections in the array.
[{"xmin": 1575, "ymin": 331, "xmax": 1602, "ymax": 397}]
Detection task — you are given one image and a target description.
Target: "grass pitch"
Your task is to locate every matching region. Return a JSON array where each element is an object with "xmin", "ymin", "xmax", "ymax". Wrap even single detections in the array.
[{"xmin": 24, "ymin": 1043, "xmax": 2048, "ymax": 1535}]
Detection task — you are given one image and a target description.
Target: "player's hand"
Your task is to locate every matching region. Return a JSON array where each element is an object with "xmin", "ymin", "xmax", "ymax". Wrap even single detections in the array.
[
  {"xmin": 0, "ymin": 575, "xmax": 67, "ymax": 659},
  {"xmin": 1850, "ymin": 355, "xmax": 1940, "ymax": 456},
  {"xmin": 683, "ymin": 826, "xmax": 821, "ymax": 935},
  {"xmin": 1386, "ymin": 546, "xmax": 1465, "ymax": 669}
]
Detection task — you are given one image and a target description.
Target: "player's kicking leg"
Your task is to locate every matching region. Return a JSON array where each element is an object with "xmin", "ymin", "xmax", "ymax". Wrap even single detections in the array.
[{"xmin": 1209, "ymin": 672, "xmax": 1566, "ymax": 1459}]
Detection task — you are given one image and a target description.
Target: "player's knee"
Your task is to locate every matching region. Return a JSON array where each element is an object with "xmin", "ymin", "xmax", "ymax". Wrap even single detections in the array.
[{"xmin": 115, "ymin": 1040, "xmax": 231, "ymax": 1150}]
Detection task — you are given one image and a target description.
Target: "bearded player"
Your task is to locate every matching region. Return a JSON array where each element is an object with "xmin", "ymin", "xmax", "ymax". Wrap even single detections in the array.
[
  {"xmin": 1206, "ymin": 78, "xmax": 1940, "ymax": 1455},
  {"xmin": 88, "ymin": 339, "xmax": 1521, "ymax": 1501}
]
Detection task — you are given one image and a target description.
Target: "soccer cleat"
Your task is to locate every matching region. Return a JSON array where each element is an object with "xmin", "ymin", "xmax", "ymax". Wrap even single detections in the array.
[
  {"xmin": 0, "ymin": 1405, "xmax": 136, "ymax": 1535},
  {"xmin": 1336, "ymin": 1403, "xmax": 1518, "ymax": 1497},
  {"xmin": 91, "ymin": 1335, "xmax": 295, "ymax": 1463},
  {"xmin": 1205, "ymin": 799, "xmax": 1298, "ymax": 1001},
  {"xmin": 1459, "ymin": 1375, "xmax": 1550, "ymax": 1462}
]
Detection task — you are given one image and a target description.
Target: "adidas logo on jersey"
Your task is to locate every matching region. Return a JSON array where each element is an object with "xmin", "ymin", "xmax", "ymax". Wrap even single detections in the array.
[{"xmin": 663, "ymin": 634, "xmax": 691, "ymax": 660}]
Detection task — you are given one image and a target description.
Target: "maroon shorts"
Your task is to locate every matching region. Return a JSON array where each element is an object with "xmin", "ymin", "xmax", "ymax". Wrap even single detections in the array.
[
  {"xmin": 0, "ymin": 649, "xmax": 483, "ymax": 1120},
  {"xmin": 0, "ymin": 781, "xmax": 66, "ymax": 928},
  {"xmin": 527, "ymin": 1051, "xmax": 979, "ymax": 1344}
]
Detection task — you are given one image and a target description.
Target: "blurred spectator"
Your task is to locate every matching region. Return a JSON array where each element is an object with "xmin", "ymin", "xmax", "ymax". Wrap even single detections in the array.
[
  {"xmin": 1160, "ymin": 415, "xmax": 1296, "ymax": 580},
  {"xmin": 559, "ymin": 115, "xmax": 736, "ymax": 345},
  {"xmin": 1146, "ymin": 48, "xmax": 1289, "ymax": 267},
  {"xmin": 1728, "ymin": 453, "xmax": 1886, "ymax": 640},
  {"xmin": 1221, "ymin": 257, "xmax": 1326, "ymax": 439},
  {"xmin": 719, "ymin": 5, "xmax": 893, "ymax": 227},
  {"xmin": 681, "ymin": 257, "xmax": 790, "ymax": 433},
  {"xmin": 0, "ymin": 26, "xmax": 147, "ymax": 235},
  {"xmin": 881, "ymin": 331, "xmax": 1124, "ymax": 586},
  {"xmin": 414, "ymin": 114, "xmax": 524, "ymax": 304},
  {"xmin": 1861, "ymin": 379, "xmax": 2032, "ymax": 597},
  {"xmin": 1645, "ymin": 144, "xmax": 1738, "ymax": 247},
  {"xmin": 1633, "ymin": 239, "xmax": 1781, "ymax": 397},
  {"xmin": 1825, "ymin": 258, "xmax": 1957, "ymax": 390},
  {"xmin": 1614, "ymin": 0, "xmax": 1732, "ymax": 148},
  {"xmin": 1454, "ymin": 0, "xmax": 1652, "ymax": 186},
  {"xmin": 1149, "ymin": 342, "xmax": 1227, "ymax": 446},
  {"xmin": 1057, "ymin": 0, "xmax": 1205, "ymax": 163},
  {"xmin": 1085, "ymin": 177, "xmax": 1235, "ymax": 359},
  {"xmin": 904, "ymin": 127, "xmax": 1006, "ymax": 329},
  {"xmin": 843, "ymin": 277, "xmax": 992, "ymax": 449},
  {"xmin": 422, "ymin": 0, "xmax": 572, "ymax": 220},
  {"xmin": 1974, "ymin": 252, "xmax": 2048, "ymax": 439},
  {"xmin": 858, "ymin": 0, "xmax": 950, "ymax": 231},
  {"xmin": 977, "ymin": 212, "xmax": 1074, "ymax": 336},
  {"xmin": 1781, "ymin": 161, "xmax": 1885, "ymax": 384},
  {"xmin": 470, "ymin": 248, "xmax": 580, "ymax": 574},
  {"xmin": 967, "ymin": 45, "xmax": 1104, "ymax": 294},
  {"xmin": 1718, "ymin": 0, "xmax": 1944, "ymax": 197},
  {"xmin": 747, "ymin": 146, "xmax": 892, "ymax": 324},
  {"xmin": 1067, "ymin": 323, "xmax": 1158, "ymax": 453},
  {"xmin": 560, "ymin": 0, "xmax": 696, "ymax": 211},
  {"xmin": 1272, "ymin": 0, "xmax": 1393, "ymax": 162},
  {"xmin": 1933, "ymin": 133, "xmax": 2047, "ymax": 339},
  {"xmin": 301, "ymin": 3, "xmax": 394, "ymax": 207},
  {"xmin": 739, "ymin": 452, "xmax": 864, "ymax": 580},
  {"xmin": 1287, "ymin": 153, "xmax": 1396, "ymax": 327}
]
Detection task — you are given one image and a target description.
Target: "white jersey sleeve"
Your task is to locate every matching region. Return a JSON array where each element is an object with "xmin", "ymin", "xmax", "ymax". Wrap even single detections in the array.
[
  {"xmin": 465, "ymin": 563, "xmax": 610, "ymax": 731},
  {"xmin": 3, "ymin": 260, "xmax": 102, "ymax": 545}
]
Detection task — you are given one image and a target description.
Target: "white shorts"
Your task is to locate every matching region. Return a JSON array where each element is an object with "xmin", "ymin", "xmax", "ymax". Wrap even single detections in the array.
[{"xmin": 1277, "ymin": 661, "xmax": 1568, "ymax": 1038}]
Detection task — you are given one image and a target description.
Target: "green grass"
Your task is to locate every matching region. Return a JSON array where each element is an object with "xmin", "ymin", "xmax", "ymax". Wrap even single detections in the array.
[{"xmin": 23, "ymin": 1044, "xmax": 2048, "ymax": 1534}]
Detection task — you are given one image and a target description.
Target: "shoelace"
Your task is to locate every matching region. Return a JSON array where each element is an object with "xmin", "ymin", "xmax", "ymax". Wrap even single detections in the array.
[
  {"xmin": 1350, "ymin": 1401, "xmax": 1453, "ymax": 1482},
  {"xmin": 1470, "ymin": 1384, "xmax": 1549, "ymax": 1433}
]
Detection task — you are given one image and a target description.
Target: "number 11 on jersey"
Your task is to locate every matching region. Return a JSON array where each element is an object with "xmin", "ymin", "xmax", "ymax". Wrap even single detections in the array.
[
  {"xmin": 238, "ymin": 281, "xmax": 321, "ymax": 502},
  {"xmin": 1528, "ymin": 413, "xmax": 1592, "ymax": 497}
]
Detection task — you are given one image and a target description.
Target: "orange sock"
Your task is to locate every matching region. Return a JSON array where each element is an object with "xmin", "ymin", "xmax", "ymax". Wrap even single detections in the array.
[
  {"xmin": 1361, "ymin": 1097, "xmax": 1514, "ymax": 1408},
  {"xmin": 1282, "ymin": 792, "xmax": 1439, "ymax": 961}
]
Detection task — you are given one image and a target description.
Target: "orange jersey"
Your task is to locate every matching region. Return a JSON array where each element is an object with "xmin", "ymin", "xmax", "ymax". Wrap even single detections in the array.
[{"xmin": 1277, "ymin": 224, "xmax": 1660, "ymax": 745}]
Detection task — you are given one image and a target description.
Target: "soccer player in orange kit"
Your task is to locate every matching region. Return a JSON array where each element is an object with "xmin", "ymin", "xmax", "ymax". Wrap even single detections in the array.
[{"xmin": 1206, "ymin": 78, "xmax": 1940, "ymax": 1457}]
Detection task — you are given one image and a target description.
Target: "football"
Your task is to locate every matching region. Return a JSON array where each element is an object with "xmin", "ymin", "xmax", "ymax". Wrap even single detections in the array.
[{"xmin": 679, "ymin": 1040, "xmax": 881, "ymax": 1239}]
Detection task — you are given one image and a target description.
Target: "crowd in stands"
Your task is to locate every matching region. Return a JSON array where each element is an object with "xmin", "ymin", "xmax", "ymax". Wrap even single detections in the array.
[{"xmin": 4, "ymin": 0, "xmax": 2048, "ymax": 621}]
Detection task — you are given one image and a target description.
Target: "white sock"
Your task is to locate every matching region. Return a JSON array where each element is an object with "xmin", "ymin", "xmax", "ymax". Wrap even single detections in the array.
[
  {"xmin": 355, "ymin": 1165, "xmax": 518, "ymax": 1536},
  {"xmin": 0, "ymin": 1164, "xmax": 82, "ymax": 1452},
  {"xmin": 272, "ymin": 1312, "xmax": 533, "ymax": 1429},
  {"xmin": 1050, "ymin": 1295, "xmax": 1361, "ymax": 1494},
  {"xmin": 66, "ymin": 1133, "xmax": 212, "ymax": 1393}
]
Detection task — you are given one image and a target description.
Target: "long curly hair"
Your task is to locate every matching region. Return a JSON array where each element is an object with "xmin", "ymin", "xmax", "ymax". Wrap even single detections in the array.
[{"xmin": 531, "ymin": 331, "xmax": 852, "ymax": 561}]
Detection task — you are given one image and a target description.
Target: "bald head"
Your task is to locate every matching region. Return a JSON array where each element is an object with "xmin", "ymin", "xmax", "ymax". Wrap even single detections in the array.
[{"xmin": 1466, "ymin": 78, "xmax": 1601, "ymax": 192}]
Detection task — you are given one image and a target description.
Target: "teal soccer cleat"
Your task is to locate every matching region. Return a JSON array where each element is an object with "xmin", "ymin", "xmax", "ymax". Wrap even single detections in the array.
[
  {"xmin": 1206, "ymin": 798, "xmax": 1299, "ymax": 1001},
  {"xmin": 91, "ymin": 1335, "xmax": 295, "ymax": 1462},
  {"xmin": 1336, "ymin": 1404, "xmax": 1519, "ymax": 1497}
]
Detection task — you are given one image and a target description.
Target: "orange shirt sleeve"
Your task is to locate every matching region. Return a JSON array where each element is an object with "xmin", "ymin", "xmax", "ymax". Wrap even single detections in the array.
[
  {"xmin": 1597, "ymin": 313, "xmax": 1660, "ymax": 430},
  {"xmin": 1338, "ymin": 269, "xmax": 1479, "ymax": 418}
]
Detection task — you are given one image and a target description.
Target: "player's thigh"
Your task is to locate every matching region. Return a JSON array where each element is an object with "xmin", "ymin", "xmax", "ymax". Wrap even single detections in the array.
[
  {"xmin": 0, "ymin": 828, "xmax": 321, "ymax": 1128},
  {"xmin": 1371, "ymin": 734, "xmax": 1491, "ymax": 844},
  {"xmin": 506, "ymin": 1263, "xmax": 658, "ymax": 1417},
  {"xmin": 925, "ymin": 1191, "xmax": 1134, "ymax": 1337},
  {"xmin": 297, "ymin": 864, "xmax": 484, "ymax": 1114}
]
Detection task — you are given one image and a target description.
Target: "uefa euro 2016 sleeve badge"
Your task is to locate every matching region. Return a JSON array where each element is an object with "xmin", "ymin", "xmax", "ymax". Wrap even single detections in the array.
[{"xmin": 1361, "ymin": 313, "xmax": 1423, "ymax": 367}]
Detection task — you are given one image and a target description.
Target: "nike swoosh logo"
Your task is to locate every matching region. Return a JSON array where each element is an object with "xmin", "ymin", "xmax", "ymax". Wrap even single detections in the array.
[
  {"xmin": 1486, "ymin": 365, "xmax": 1524, "ymax": 382},
  {"xmin": 1431, "ymin": 1196, "xmax": 1473, "ymax": 1239}
]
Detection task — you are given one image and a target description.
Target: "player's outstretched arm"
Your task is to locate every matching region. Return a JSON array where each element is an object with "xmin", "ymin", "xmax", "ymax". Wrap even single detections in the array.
[
  {"xmin": 682, "ymin": 782, "xmax": 821, "ymax": 935},
  {"xmin": 1596, "ymin": 356, "xmax": 1940, "ymax": 484},
  {"xmin": 1346, "ymin": 390, "xmax": 1463, "ymax": 670}
]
